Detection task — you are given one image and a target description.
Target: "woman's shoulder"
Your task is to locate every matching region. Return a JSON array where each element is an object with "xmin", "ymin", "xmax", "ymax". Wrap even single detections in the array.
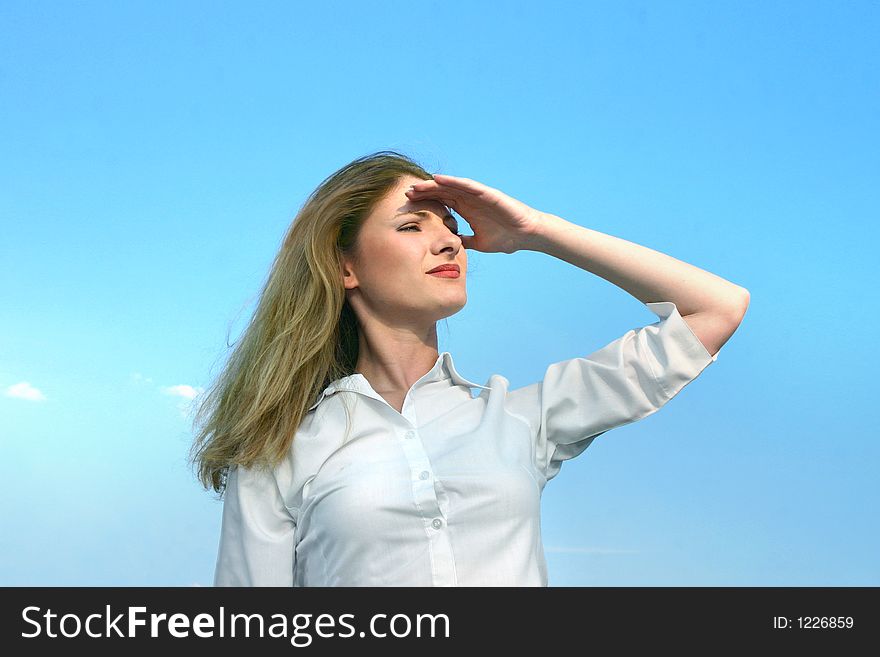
[{"xmin": 271, "ymin": 400, "xmax": 349, "ymax": 511}]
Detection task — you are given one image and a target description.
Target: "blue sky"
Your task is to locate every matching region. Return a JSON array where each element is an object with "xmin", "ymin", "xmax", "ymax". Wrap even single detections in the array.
[{"xmin": 2, "ymin": 0, "xmax": 877, "ymax": 586}]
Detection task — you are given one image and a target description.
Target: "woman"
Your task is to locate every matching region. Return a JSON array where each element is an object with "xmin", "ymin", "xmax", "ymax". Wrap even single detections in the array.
[{"xmin": 190, "ymin": 150, "xmax": 749, "ymax": 586}]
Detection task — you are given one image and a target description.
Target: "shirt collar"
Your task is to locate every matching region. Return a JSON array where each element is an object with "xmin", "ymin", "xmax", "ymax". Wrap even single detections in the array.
[{"xmin": 308, "ymin": 351, "xmax": 491, "ymax": 412}]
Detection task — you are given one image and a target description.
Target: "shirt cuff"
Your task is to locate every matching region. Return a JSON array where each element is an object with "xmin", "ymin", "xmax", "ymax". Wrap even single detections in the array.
[{"xmin": 644, "ymin": 301, "xmax": 718, "ymax": 400}]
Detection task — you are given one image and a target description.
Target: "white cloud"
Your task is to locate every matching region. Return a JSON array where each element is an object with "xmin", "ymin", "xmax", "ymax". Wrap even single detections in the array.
[
  {"xmin": 130, "ymin": 372, "xmax": 154, "ymax": 385},
  {"xmin": 161, "ymin": 384, "xmax": 206, "ymax": 420},
  {"xmin": 4, "ymin": 382, "xmax": 46, "ymax": 401},
  {"xmin": 162, "ymin": 384, "xmax": 203, "ymax": 400},
  {"xmin": 545, "ymin": 546, "xmax": 640, "ymax": 555}
]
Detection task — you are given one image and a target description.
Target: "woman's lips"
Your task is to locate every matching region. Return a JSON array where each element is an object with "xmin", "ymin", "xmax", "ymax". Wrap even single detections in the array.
[{"xmin": 427, "ymin": 270, "xmax": 460, "ymax": 278}]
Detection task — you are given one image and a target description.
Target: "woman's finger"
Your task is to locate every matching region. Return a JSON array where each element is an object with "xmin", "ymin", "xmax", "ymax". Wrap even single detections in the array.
[
  {"xmin": 405, "ymin": 187, "xmax": 462, "ymax": 203},
  {"xmin": 408, "ymin": 180, "xmax": 474, "ymax": 197},
  {"xmin": 405, "ymin": 188, "xmax": 460, "ymax": 210},
  {"xmin": 432, "ymin": 174, "xmax": 491, "ymax": 195},
  {"xmin": 411, "ymin": 175, "xmax": 485, "ymax": 196},
  {"xmin": 458, "ymin": 233, "xmax": 476, "ymax": 250}
]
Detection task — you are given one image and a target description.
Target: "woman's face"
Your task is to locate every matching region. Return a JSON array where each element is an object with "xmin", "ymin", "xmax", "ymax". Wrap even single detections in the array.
[{"xmin": 342, "ymin": 175, "xmax": 467, "ymax": 327}]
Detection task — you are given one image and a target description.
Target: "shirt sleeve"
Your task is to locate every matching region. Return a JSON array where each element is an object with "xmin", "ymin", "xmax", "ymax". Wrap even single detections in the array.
[
  {"xmin": 505, "ymin": 301, "xmax": 719, "ymax": 483},
  {"xmin": 213, "ymin": 463, "xmax": 297, "ymax": 586}
]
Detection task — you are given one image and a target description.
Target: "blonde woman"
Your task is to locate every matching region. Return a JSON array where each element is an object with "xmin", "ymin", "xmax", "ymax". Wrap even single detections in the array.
[{"xmin": 190, "ymin": 150, "xmax": 748, "ymax": 586}]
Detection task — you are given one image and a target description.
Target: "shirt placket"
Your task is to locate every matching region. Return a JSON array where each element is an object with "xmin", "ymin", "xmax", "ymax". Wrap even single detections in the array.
[{"xmin": 398, "ymin": 392, "xmax": 458, "ymax": 586}]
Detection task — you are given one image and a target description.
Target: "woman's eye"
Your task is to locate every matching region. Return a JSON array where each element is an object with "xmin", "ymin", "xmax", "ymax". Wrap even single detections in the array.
[{"xmin": 400, "ymin": 224, "xmax": 460, "ymax": 236}]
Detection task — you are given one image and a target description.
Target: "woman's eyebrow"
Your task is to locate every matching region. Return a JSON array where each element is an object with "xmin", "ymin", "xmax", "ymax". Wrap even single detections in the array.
[{"xmin": 393, "ymin": 210, "xmax": 456, "ymax": 222}]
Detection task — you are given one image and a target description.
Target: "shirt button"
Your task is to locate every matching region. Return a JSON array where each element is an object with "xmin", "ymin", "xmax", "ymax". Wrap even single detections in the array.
[
  {"xmin": 405, "ymin": 430, "xmax": 415, "ymax": 439},
  {"xmin": 419, "ymin": 470, "xmax": 430, "ymax": 480},
  {"xmin": 432, "ymin": 518, "xmax": 443, "ymax": 530}
]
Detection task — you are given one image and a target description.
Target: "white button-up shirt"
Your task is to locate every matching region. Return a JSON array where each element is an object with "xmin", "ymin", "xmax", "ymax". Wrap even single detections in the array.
[{"xmin": 213, "ymin": 301, "xmax": 718, "ymax": 587}]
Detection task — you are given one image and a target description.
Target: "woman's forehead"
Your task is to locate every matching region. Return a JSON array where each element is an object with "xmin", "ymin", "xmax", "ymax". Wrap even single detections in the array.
[
  {"xmin": 385, "ymin": 191, "xmax": 452, "ymax": 219},
  {"xmin": 370, "ymin": 178, "xmax": 453, "ymax": 222},
  {"xmin": 398, "ymin": 200, "xmax": 451, "ymax": 217}
]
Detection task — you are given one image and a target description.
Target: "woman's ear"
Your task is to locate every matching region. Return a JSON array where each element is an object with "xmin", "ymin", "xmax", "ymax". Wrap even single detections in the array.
[{"xmin": 341, "ymin": 257, "xmax": 358, "ymax": 291}]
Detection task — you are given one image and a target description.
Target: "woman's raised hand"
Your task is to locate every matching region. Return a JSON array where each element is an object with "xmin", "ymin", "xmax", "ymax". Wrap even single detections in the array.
[{"xmin": 405, "ymin": 174, "xmax": 546, "ymax": 254}]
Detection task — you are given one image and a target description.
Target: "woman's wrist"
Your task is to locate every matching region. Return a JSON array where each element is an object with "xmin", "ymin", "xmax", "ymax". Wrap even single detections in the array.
[
  {"xmin": 517, "ymin": 212, "xmax": 574, "ymax": 253},
  {"xmin": 516, "ymin": 212, "xmax": 574, "ymax": 253}
]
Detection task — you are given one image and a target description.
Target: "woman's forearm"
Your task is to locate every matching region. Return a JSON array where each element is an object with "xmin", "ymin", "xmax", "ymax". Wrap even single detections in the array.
[{"xmin": 524, "ymin": 212, "xmax": 748, "ymax": 319}]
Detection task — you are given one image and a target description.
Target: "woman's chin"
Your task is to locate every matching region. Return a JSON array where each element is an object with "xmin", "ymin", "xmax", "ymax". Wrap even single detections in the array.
[{"xmin": 433, "ymin": 297, "xmax": 467, "ymax": 320}]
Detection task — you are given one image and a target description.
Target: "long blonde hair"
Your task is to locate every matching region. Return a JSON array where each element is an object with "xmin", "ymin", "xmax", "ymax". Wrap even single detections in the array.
[{"xmin": 188, "ymin": 150, "xmax": 435, "ymax": 495}]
